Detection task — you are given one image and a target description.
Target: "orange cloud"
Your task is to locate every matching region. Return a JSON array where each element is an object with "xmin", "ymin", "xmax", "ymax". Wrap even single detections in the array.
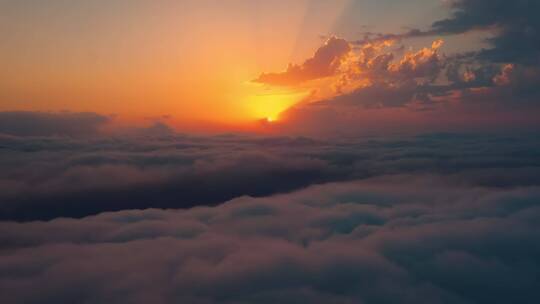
[
  {"xmin": 322, "ymin": 38, "xmax": 445, "ymax": 104},
  {"xmin": 388, "ymin": 39, "xmax": 444, "ymax": 80},
  {"xmin": 493, "ymin": 64, "xmax": 515, "ymax": 86},
  {"xmin": 254, "ymin": 37, "xmax": 351, "ymax": 86}
]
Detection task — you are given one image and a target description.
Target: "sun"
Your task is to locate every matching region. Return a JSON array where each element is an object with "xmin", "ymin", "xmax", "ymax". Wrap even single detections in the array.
[{"xmin": 248, "ymin": 90, "xmax": 308, "ymax": 123}]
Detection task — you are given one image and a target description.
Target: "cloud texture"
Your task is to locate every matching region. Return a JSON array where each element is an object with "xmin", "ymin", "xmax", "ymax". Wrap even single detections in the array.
[
  {"xmin": 431, "ymin": 0, "xmax": 540, "ymax": 64},
  {"xmin": 0, "ymin": 111, "xmax": 109, "ymax": 137},
  {"xmin": 2, "ymin": 2, "xmax": 540, "ymax": 302},
  {"xmin": 1, "ymin": 113, "xmax": 539, "ymax": 221},
  {"xmin": 1, "ymin": 175, "xmax": 539, "ymax": 303},
  {"xmin": 254, "ymin": 37, "xmax": 351, "ymax": 86},
  {"xmin": 254, "ymin": 0, "xmax": 540, "ymax": 134}
]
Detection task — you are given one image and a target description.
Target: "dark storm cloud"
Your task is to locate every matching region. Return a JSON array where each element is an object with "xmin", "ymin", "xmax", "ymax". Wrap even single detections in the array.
[
  {"xmin": 0, "ymin": 111, "xmax": 110, "ymax": 137},
  {"xmin": 1, "ymin": 123, "xmax": 540, "ymax": 221},
  {"xmin": 430, "ymin": 0, "xmax": 540, "ymax": 64},
  {"xmin": 356, "ymin": 0, "xmax": 540, "ymax": 65},
  {"xmin": 1, "ymin": 176, "xmax": 539, "ymax": 303}
]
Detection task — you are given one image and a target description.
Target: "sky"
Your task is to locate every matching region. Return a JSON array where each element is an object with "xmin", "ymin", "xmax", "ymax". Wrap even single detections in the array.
[
  {"xmin": 0, "ymin": 0, "xmax": 357, "ymax": 124},
  {"xmin": 1, "ymin": 1, "xmax": 540, "ymax": 303},
  {"xmin": 3, "ymin": 0, "xmax": 532, "ymax": 134}
]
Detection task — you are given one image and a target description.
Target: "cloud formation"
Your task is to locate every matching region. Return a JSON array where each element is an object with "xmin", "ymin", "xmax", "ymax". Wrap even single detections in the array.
[
  {"xmin": 0, "ymin": 111, "xmax": 110, "ymax": 137},
  {"xmin": 325, "ymin": 39, "xmax": 446, "ymax": 109},
  {"xmin": 1, "ymin": 175, "xmax": 539, "ymax": 303},
  {"xmin": 430, "ymin": 0, "xmax": 540, "ymax": 64},
  {"xmin": 1, "ymin": 118, "xmax": 540, "ymax": 221},
  {"xmin": 255, "ymin": 1, "xmax": 540, "ymax": 134},
  {"xmin": 254, "ymin": 37, "xmax": 351, "ymax": 86},
  {"xmin": 1, "ymin": 2, "xmax": 539, "ymax": 303}
]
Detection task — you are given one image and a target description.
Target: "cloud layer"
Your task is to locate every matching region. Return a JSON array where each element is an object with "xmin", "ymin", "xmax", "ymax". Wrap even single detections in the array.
[
  {"xmin": 2, "ymin": 114, "xmax": 539, "ymax": 221},
  {"xmin": 0, "ymin": 111, "xmax": 110, "ymax": 137},
  {"xmin": 1, "ymin": 175, "xmax": 539, "ymax": 303},
  {"xmin": 2, "ymin": 2, "xmax": 540, "ymax": 302}
]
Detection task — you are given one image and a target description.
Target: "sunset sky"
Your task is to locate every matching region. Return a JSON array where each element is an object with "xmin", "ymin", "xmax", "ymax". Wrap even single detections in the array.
[
  {"xmin": 3, "ymin": 0, "xmax": 532, "ymax": 133},
  {"xmin": 1, "ymin": 1, "xmax": 540, "ymax": 303}
]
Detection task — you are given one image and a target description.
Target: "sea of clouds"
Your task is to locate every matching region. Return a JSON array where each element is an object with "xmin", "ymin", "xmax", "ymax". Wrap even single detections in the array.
[
  {"xmin": 1, "ymin": 112, "xmax": 539, "ymax": 303},
  {"xmin": 2, "ymin": 176, "xmax": 539, "ymax": 303}
]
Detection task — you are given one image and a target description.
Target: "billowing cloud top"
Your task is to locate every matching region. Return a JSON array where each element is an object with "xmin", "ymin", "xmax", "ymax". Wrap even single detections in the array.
[
  {"xmin": 2, "ymin": 174, "xmax": 540, "ymax": 303},
  {"xmin": 1, "ymin": 117, "xmax": 539, "ymax": 303},
  {"xmin": 1, "ymin": 114, "xmax": 539, "ymax": 220},
  {"xmin": 254, "ymin": 0, "xmax": 540, "ymax": 135},
  {"xmin": 254, "ymin": 37, "xmax": 351, "ymax": 86}
]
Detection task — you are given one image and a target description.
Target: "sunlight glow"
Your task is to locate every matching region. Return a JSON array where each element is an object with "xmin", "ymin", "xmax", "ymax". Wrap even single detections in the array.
[
  {"xmin": 0, "ymin": 0, "xmax": 353, "ymax": 131},
  {"xmin": 248, "ymin": 91, "xmax": 309, "ymax": 122}
]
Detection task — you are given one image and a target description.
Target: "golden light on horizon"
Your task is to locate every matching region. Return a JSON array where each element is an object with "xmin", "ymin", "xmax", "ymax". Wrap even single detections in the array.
[
  {"xmin": 248, "ymin": 90, "xmax": 309, "ymax": 122},
  {"xmin": 0, "ymin": 0, "xmax": 353, "ymax": 132}
]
